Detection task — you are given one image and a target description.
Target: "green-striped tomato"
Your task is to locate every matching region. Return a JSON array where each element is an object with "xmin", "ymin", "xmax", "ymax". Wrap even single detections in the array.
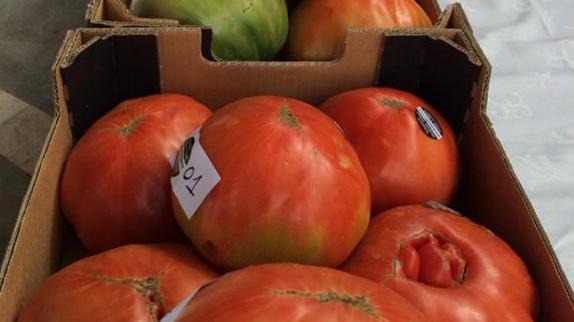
[{"xmin": 131, "ymin": 0, "xmax": 288, "ymax": 61}]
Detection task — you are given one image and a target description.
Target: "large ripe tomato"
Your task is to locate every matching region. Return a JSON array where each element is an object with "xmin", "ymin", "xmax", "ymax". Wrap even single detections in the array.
[
  {"xmin": 172, "ymin": 96, "xmax": 371, "ymax": 271},
  {"xmin": 60, "ymin": 94, "xmax": 212, "ymax": 252},
  {"xmin": 320, "ymin": 87, "xmax": 459, "ymax": 213},
  {"xmin": 175, "ymin": 263, "xmax": 425, "ymax": 322},
  {"xmin": 288, "ymin": 0, "xmax": 432, "ymax": 60},
  {"xmin": 341, "ymin": 205, "xmax": 539, "ymax": 322},
  {"xmin": 17, "ymin": 244, "xmax": 217, "ymax": 322},
  {"xmin": 131, "ymin": 0, "xmax": 288, "ymax": 61}
]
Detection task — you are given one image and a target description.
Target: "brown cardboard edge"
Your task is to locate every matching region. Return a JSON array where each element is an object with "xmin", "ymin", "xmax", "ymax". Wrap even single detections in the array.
[
  {"xmin": 61, "ymin": 36, "xmax": 107, "ymax": 69},
  {"xmin": 85, "ymin": 0, "xmax": 101, "ymax": 22},
  {"xmin": 90, "ymin": 19, "xmax": 179, "ymax": 28},
  {"xmin": 87, "ymin": 0, "xmax": 442, "ymax": 28},
  {"xmin": 0, "ymin": 121, "xmax": 60, "ymax": 291},
  {"xmin": 383, "ymin": 28, "xmax": 480, "ymax": 66},
  {"xmin": 59, "ymin": 26, "xmax": 481, "ymax": 139},
  {"xmin": 435, "ymin": 4, "xmax": 454, "ymax": 29},
  {"xmin": 0, "ymin": 120, "xmax": 62, "ymax": 321},
  {"xmin": 64, "ymin": 27, "xmax": 478, "ymax": 70},
  {"xmin": 60, "ymin": 28, "xmax": 165, "ymax": 69},
  {"xmin": 86, "ymin": 0, "xmax": 179, "ymax": 27},
  {"xmin": 0, "ymin": 31, "xmax": 77, "ymax": 319},
  {"xmin": 481, "ymin": 106, "xmax": 574, "ymax": 300},
  {"xmin": 450, "ymin": 3, "xmax": 574, "ymax": 303},
  {"xmin": 49, "ymin": 30, "xmax": 73, "ymax": 124},
  {"xmin": 0, "ymin": 30, "xmax": 75, "ymax": 287}
]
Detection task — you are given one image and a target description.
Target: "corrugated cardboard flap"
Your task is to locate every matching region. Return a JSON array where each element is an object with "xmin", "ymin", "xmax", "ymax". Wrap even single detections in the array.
[{"xmin": 86, "ymin": 0, "xmax": 179, "ymax": 27}]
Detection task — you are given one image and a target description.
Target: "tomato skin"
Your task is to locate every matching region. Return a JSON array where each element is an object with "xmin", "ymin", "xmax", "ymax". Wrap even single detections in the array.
[
  {"xmin": 172, "ymin": 96, "xmax": 371, "ymax": 271},
  {"xmin": 132, "ymin": 0, "xmax": 288, "ymax": 61},
  {"xmin": 60, "ymin": 94, "xmax": 212, "ymax": 252},
  {"xmin": 320, "ymin": 87, "xmax": 460, "ymax": 213},
  {"xmin": 341, "ymin": 205, "xmax": 539, "ymax": 322},
  {"xmin": 288, "ymin": 0, "xmax": 432, "ymax": 60},
  {"xmin": 17, "ymin": 244, "xmax": 217, "ymax": 322},
  {"xmin": 175, "ymin": 263, "xmax": 425, "ymax": 322}
]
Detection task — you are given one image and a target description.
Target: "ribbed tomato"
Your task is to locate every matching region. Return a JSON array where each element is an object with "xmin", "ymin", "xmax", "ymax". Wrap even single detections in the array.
[
  {"xmin": 60, "ymin": 94, "xmax": 212, "ymax": 252},
  {"xmin": 288, "ymin": 0, "xmax": 432, "ymax": 60},
  {"xmin": 320, "ymin": 87, "xmax": 459, "ymax": 213},
  {"xmin": 18, "ymin": 244, "xmax": 217, "ymax": 322},
  {"xmin": 172, "ymin": 96, "xmax": 370, "ymax": 271},
  {"xmin": 341, "ymin": 205, "xmax": 539, "ymax": 322},
  {"xmin": 174, "ymin": 263, "xmax": 425, "ymax": 322}
]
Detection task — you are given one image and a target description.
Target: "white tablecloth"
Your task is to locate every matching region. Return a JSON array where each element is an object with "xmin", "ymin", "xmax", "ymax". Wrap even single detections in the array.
[{"xmin": 438, "ymin": 0, "xmax": 574, "ymax": 287}]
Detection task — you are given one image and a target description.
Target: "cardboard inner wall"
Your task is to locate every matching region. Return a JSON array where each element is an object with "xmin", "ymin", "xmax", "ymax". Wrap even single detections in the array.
[
  {"xmin": 62, "ymin": 27, "xmax": 471, "ymax": 140},
  {"xmin": 1, "ymin": 4, "xmax": 573, "ymax": 322},
  {"xmin": 87, "ymin": 0, "xmax": 442, "ymax": 28}
]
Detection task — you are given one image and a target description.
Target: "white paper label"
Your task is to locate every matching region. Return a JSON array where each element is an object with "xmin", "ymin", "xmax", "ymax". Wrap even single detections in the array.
[
  {"xmin": 171, "ymin": 130, "xmax": 221, "ymax": 220},
  {"xmin": 424, "ymin": 201, "xmax": 460, "ymax": 215},
  {"xmin": 159, "ymin": 280, "xmax": 214, "ymax": 322},
  {"xmin": 159, "ymin": 293, "xmax": 195, "ymax": 322}
]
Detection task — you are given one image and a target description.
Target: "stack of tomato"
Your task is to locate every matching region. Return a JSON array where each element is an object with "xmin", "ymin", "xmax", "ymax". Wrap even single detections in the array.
[
  {"xmin": 18, "ymin": 86, "xmax": 539, "ymax": 322},
  {"xmin": 17, "ymin": 1, "xmax": 538, "ymax": 321}
]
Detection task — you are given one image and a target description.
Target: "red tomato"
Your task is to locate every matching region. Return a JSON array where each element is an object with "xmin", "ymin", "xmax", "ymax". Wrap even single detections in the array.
[
  {"xmin": 175, "ymin": 263, "xmax": 425, "ymax": 322},
  {"xmin": 60, "ymin": 94, "xmax": 212, "ymax": 252},
  {"xmin": 288, "ymin": 0, "xmax": 432, "ymax": 60},
  {"xmin": 320, "ymin": 87, "xmax": 460, "ymax": 213},
  {"xmin": 17, "ymin": 244, "xmax": 217, "ymax": 322},
  {"xmin": 341, "ymin": 205, "xmax": 539, "ymax": 322},
  {"xmin": 172, "ymin": 96, "xmax": 371, "ymax": 271}
]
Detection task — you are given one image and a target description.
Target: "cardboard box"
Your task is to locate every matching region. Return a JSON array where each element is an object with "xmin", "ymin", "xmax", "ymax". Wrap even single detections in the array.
[
  {"xmin": 86, "ymin": 0, "xmax": 444, "ymax": 28},
  {"xmin": 1, "ymin": 3, "xmax": 572, "ymax": 321}
]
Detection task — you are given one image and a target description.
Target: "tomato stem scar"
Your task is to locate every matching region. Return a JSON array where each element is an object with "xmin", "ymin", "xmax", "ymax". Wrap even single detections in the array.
[
  {"xmin": 379, "ymin": 97, "xmax": 405, "ymax": 109},
  {"xmin": 279, "ymin": 104, "xmax": 302, "ymax": 130},
  {"xmin": 117, "ymin": 114, "xmax": 146, "ymax": 137},
  {"xmin": 89, "ymin": 272, "xmax": 166, "ymax": 320},
  {"xmin": 273, "ymin": 290, "xmax": 379, "ymax": 319}
]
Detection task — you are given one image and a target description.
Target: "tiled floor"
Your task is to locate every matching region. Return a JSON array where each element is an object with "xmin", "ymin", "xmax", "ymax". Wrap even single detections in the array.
[
  {"xmin": 0, "ymin": 155, "xmax": 29, "ymax": 256},
  {"xmin": 0, "ymin": 0, "xmax": 87, "ymax": 256},
  {"xmin": 0, "ymin": 91, "xmax": 52, "ymax": 174},
  {"xmin": 0, "ymin": 0, "xmax": 87, "ymax": 114}
]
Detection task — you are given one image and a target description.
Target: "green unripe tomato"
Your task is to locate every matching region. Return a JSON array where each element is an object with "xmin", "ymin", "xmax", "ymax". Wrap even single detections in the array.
[{"xmin": 132, "ymin": 0, "xmax": 289, "ymax": 61}]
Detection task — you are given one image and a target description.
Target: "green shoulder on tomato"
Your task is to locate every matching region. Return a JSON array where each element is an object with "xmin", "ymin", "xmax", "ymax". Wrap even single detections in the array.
[{"xmin": 132, "ymin": 0, "xmax": 289, "ymax": 61}]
